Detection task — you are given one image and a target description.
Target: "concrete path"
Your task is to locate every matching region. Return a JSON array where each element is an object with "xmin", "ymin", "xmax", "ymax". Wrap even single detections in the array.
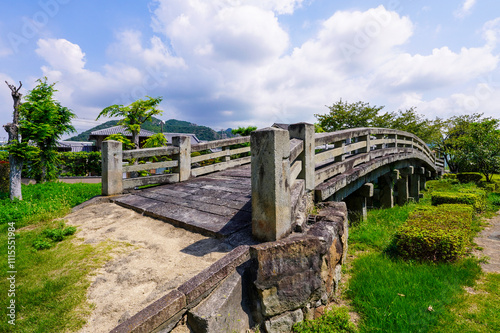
[
  {"xmin": 114, "ymin": 165, "xmax": 253, "ymax": 241},
  {"xmin": 475, "ymin": 210, "xmax": 500, "ymax": 273}
]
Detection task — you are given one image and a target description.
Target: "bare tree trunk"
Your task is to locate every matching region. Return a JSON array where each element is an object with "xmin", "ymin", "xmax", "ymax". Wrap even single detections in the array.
[{"xmin": 3, "ymin": 81, "xmax": 23, "ymax": 200}]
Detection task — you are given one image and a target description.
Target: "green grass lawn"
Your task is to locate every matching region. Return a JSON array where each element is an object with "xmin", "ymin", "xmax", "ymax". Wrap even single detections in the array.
[
  {"xmin": 296, "ymin": 177, "xmax": 500, "ymax": 333},
  {"xmin": 0, "ymin": 182, "xmax": 121, "ymax": 332}
]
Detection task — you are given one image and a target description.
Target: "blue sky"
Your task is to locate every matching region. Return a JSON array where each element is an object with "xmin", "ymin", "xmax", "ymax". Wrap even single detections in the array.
[{"xmin": 1, "ymin": 0, "xmax": 500, "ymax": 140}]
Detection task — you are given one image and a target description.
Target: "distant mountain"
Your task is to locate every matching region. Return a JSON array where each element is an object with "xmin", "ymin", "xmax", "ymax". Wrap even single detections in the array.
[{"xmin": 68, "ymin": 118, "xmax": 221, "ymax": 142}]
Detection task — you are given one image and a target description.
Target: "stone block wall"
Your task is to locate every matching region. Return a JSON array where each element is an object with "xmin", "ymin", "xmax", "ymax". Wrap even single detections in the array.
[{"xmin": 249, "ymin": 202, "xmax": 348, "ymax": 333}]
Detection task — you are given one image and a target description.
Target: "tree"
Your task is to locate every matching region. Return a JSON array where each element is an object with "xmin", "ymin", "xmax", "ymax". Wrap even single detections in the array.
[
  {"xmin": 454, "ymin": 118, "xmax": 500, "ymax": 182},
  {"xmin": 315, "ymin": 99, "xmax": 443, "ymax": 145},
  {"xmin": 436, "ymin": 113, "xmax": 483, "ymax": 173},
  {"xmin": 19, "ymin": 78, "xmax": 76, "ymax": 182},
  {"xmin": 97, "ymin": 96, "xmax": 163, "ymax": 149},
  {"xmin": 3, "ymin": 81, "xmax": 23, "ymax": 200},
  {"xmin": 315, "ymin": 99, "xmax": 388, "ymax": 132},
  {"xmin": 231, "ymin": 126, "xmax": 257, "ymax": 137}
]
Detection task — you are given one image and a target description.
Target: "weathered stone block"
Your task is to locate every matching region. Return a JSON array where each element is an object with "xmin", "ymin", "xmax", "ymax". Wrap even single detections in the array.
[
  {"xmin": 250, "ymin": 236, "xmax": 324, "ymax": 316},
  {"xmin": 188, "ymin": 268, "xmax": 253, "ymax": 333},
  {"xmin": 110, "ymin": 290, "xmax": 186, "ymax": 333},
  {"xmin": 264, "ymin": 309, "xmax": 303, "ymax": 333},
  {"xmin": 178, "ymin": 245, "xmax": 250, "ymax": 306}
]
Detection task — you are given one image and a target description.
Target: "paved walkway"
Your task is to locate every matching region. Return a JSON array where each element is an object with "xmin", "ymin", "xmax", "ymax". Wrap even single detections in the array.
[
  {"xmin": 114, "ymin": 165, "xmax": 254, "ymax": 242},
  {"xmin": 475, "ymin": 210, "xmax": 500, "ymax": 273}
]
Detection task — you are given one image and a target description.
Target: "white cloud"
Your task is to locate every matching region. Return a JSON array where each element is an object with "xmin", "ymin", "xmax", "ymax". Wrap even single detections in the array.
[
  {"xmin": 16, "ymin": 4, "xmax": 500, "ymax": 136},
  {"xmin": 454, "ymin": 0, "xmax": 477, "ymax": 18}
]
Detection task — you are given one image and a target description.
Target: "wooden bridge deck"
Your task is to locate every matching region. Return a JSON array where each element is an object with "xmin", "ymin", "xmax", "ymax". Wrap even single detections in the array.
[{"xmin": 114, "ymin": 165, "xmax": 253, "ymax": 240}]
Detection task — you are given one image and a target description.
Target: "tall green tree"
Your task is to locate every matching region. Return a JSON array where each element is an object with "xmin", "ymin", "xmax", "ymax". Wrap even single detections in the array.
[
  {"xmin": 454, "ymin": 118, "xmax": 500, "ymax": 181},
  {"xmin": 19, "ymin": 78, "xmax": 76, "ymax": 182},
  {"xmin": 436, "ymin": 113, "xmax": 483, "ymax": 173},
  {"xmin": 96, "ymin": 96, "xmax": 163, "ymax": 149},
  {"xmin": 315, "ymin": 99, "xmax": 442, "ymax": 145},
  {"xmin": 315, "ymin": 99, "xmax": 388, "ymax": 132}
]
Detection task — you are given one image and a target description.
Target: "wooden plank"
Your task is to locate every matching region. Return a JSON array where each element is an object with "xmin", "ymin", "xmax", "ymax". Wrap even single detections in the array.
[
  {"xmin": 123, "ymin": 173, "xmax": 179, "ymax": 189},
  {"xmin": 123, "ymin": 160, "xmax": 178, "ymax": 172},
  {"xmin": 122, "ymin": 146, "xmax": 179, "ymax": 159},
  {"xmin": 191, "ymin": 136, "xmax": 250, "ymax": 152}
]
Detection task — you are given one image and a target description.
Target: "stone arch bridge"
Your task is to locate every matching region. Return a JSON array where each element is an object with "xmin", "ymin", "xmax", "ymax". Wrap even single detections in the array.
[
  {"xmin": 103, "ymin": 123, "xmax": 444, "ymax": 242},
  {"xmin": 103, "ymin": 123, "xmax": 444, "ymax": 333}
]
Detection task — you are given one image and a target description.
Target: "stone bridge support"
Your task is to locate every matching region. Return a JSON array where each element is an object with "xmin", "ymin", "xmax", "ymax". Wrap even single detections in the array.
[
  {"xmin": 345, "ymin": 183, "xmax": 373, "ymax": 223},
  {"xmin": 376, "ymin": 170, "xmax": 399, "ymax": 209},
  {"xmin": 397, "ymin": 166, "xmax": 413, "ymax": 206}
]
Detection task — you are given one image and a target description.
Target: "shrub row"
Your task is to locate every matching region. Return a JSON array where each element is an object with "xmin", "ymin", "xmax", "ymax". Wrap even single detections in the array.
[
  {"xmin": 431, "ymin": 188, "xmax": 486, "ymax": 212},
  {"xmin": 0, "ymin": 151, "xmax": 101, "ymax": 178},
  {"xmin": 57, "ymin": 151, "xmax": 101, "ymax": 177},
  {"xmin": 393, "ymin": 204, "xmax": 474, "ymax": 262},
  {"xmin": 457, "ymin": 172, "xmax": 483, "ymax": 184}
]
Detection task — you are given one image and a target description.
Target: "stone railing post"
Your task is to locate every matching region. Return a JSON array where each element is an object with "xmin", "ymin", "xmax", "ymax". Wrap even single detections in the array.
[
  {"xmin": 288, "ymin": 122, "xmax": 315, "ymax": 191},
  {"xmin": 251, "ymin": 127, "xmax": 292, "ymax": 242},
  {"xmin": 359, "ymin": 133, "xmax": 371, "ymax": 154},
  {"xmin": 173, "ymin": 135, "xmax": 192, "ymax": 181},
  {"xmin": 102, "ymin": 140, "xmax": 123, "ymax": 196}
]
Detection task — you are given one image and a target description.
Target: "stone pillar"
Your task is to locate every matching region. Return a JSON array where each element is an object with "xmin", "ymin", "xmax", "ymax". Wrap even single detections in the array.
[
  {"xmin": 388, "ymin": 134, "xmax": 397, "ymax": 148},
  {"xmin": 358, "ymin": 134, "xmax": 371, "ymax": 154},
  {"xmin": 288, "ymin": 122, "xmax": 315, "ymax": 191},
  {"xmin": 410, "ymin": 167, "xmax": 422, "ymax": 202},
  {"xmin": 102, "ymin": 140, "xmax": 123, "ymax": 196},
  {"xmin": 378, "ymin": 170, "xmax": 399, "ymax": 209},
  {"xmin": 345, "ymin": 183, "xmax": 373, "ymax": 224},
  {"xmin": 251, "ymin": 127, "xmax": 292, "ymax": 242},
  {"xmin": 416, "ymin": 167, "xmax": 426, "ymax": 192},
  {"xmin": 334, "ymin": 140, "xmax": 346, "ymax": 162},
  {"xmin": 396, "ymin": 166, "xmax": 413, "ymax": 205},
  {"xmin": 173, "ymin": 135, "xmax": 192, "ymax": 181}
]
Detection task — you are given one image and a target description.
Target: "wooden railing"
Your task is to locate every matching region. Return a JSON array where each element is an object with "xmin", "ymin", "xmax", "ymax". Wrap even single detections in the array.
[{"xmin": 101, "ymin": 136, "xmax": 252, "ymax": 195}]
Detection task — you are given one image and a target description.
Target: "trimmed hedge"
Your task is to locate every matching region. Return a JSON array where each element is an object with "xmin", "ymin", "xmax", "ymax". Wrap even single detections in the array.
[
  {"xmin": 431, "ymin": 189, "xmax": 486, "ymax": 212},
  {"xmin": 457, "ymin": 172, "xmax": 483, "ymax": 184},
  {"xmin": 393, "ymin": 204, "xmax": 474, "ymax": 262},
  {"xmin": 57, "ymin": 151, "xmax": 101, "ymax": 177},
  {"xmin": 442, "ymin": 173, "xmax": 457, "ymax": 180}
]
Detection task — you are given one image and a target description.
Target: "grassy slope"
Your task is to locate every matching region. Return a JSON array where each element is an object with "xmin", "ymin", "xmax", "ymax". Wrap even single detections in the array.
[
  {"xmin": 345, "ymin": 179, "xmax": 500, "ymax": 333},
  {"xmin": 0, "ymin": 182, "xmax": 120, "ymax": 332}
]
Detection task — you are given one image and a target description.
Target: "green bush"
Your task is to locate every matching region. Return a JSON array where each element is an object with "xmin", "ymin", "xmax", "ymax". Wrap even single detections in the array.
[
  {"xmin": 293, "ymin": 306, "xmax": 357, "ymax": 333},
  {"xmin": 57, "ymin": 151, "xmax": 101, "ymax": 177},
  {"xmin": 393, "ymin": 204, "xmax": 474, "ymax": 262},
  {"xmin": 489, "ymin": 193, "xmax": 500, "ymax": 206},
  {"xmin": 431, "ymin": 189, "xmax": 486, "ymax": 212},
  {"xmin": 0, "ymin": 151, "xmax": 8, "ymax": 161},
  {"xmin": 442, "ymin": 173, "xmax": 457, "ymax": 180},
  {"xmin": 34, "ymin": 222, "xmax": 77, "ymax": 250},
  {"xmin": 457, "ymin": 172, "xmax": 483, "ymax": 184},
  {"xmin": 0, "ymin": 160, "xmax": 8, "ymax": 194}
]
